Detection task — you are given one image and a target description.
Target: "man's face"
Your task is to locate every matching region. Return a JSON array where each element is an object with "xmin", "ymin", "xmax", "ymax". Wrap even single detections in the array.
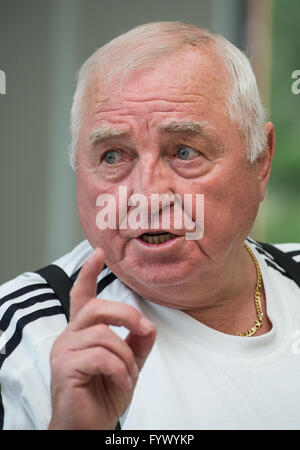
[{"xmin": 76, "ymin": 46, "xmax": 265, "ymax": 301}]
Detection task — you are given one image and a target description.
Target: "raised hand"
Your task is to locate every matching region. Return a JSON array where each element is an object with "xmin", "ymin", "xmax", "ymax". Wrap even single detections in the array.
[{"xmin": 49, "ymin": 247, "xmax": 156, "ymax": 430}]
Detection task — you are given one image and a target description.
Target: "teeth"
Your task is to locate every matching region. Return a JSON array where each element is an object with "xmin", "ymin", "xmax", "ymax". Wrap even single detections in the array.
[{"xmin": 141, "ymin": 233, "xmax": 174, "ymax": 244}]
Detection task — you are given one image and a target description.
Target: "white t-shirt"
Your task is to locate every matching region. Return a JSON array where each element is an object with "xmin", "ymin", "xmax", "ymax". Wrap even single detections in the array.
[{"xmin": 0, "ymin": 238, "xmax": 300, "ymax": 430}]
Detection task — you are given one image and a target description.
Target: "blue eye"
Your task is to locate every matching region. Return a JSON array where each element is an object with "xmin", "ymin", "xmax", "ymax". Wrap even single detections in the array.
[
  {"xmin": 177, "ymin": 147, "xmax": 199, "ymax": 160},
  {"xmin": 103, "ymin": 151, "xmax": 120, "ymax": 164}
]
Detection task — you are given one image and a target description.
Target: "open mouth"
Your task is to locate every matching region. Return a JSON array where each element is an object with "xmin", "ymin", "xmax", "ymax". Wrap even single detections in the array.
[{"xmin": 140, "ymin": 232, "xmax": 177, "ymax": 245}]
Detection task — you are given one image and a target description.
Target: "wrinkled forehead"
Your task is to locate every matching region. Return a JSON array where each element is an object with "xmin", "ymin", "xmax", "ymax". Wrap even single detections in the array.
[{"xmin": 83, "ymin": 45, "xmax": 231, "ymax": 113}]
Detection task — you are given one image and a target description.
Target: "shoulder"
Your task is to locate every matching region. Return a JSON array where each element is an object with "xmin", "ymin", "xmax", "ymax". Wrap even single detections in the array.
[
  {"xmin": 0, "ymin": 265, "xmax": 67, "ymax": 429},
  {"xmin": 0, "ymin": 239, "xmax": 133, "ymax": 367},
  {"xmin": 0, "ymin": 240, "xmax": 93, "ymax": 370},
  {"xmin": 246, "ymin": 237, "xmax": 300, "ymax": 287},
  {"xmin": 50, "ymin": 239, "xmax": 94, "ymax": 278}
]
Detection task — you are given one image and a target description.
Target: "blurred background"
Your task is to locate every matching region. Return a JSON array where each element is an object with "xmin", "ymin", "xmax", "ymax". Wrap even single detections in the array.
[{"xmin": 0, "ymin": 0, "xmax": 299, "ymax": 283}]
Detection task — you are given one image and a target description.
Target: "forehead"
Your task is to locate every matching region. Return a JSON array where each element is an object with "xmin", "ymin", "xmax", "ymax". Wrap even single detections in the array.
[{"xmin": 83, "ymin": 46, "xmax": 231, "ymax": 131}]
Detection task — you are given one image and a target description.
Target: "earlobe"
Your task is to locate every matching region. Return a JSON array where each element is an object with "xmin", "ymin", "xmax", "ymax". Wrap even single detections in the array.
[{"xmin": 258, "ymin": 122, "xmax": 275, "ymax": 201}]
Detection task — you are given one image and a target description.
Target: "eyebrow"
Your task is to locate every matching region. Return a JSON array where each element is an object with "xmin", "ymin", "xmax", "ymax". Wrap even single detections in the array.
[
  {"xmin": 160, "ymin": 120, "xmax": 224, "ymax": 151},
  {"xmin": 160, "ymin": 120, "xmax": 210, "ymax": 134},
  {"xmin": 89, "ymin": 126, "xmax": 129, "ymax": 146}
]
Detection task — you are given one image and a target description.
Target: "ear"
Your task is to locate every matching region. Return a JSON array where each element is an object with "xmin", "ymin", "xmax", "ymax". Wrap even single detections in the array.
[{"xmin": 256, "ymin": 122, "xmax": 275, "ymax": 202}]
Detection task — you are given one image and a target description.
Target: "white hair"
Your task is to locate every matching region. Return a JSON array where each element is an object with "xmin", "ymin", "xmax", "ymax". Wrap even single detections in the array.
[{"xmin": 69, "ymin": 21, "xmax": 267, "ymax": 170}]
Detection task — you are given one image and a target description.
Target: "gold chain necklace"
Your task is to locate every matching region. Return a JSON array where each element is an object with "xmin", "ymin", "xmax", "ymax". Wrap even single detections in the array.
[{"xmin": 236, "ymin": 243, "xmax": 263, "ymax": 337}]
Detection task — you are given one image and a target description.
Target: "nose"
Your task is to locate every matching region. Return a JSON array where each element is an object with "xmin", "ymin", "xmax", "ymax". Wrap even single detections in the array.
[
  {"xmin": 127, "ymin": 155, "xmax": 176, "ymax": 228},
  {"xmin": 132, "ymin": 155, "xmax": 174, "ymax": 198}
]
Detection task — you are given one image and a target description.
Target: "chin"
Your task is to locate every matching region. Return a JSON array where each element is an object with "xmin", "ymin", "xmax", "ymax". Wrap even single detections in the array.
[{"xmin": 116, "ymin": 259, "xmax": 199, "ymax": 289}]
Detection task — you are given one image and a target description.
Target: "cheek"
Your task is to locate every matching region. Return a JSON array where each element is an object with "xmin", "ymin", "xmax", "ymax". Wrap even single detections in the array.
[
  {"xmin": 199, "ymin": 167, "xmax": 260, "ymax": 248},
  {"xmin": 76, "ymin": 171, "xmax": 111, "ymax": 249},
  {"xmin": 77, "ymin": 177, "xmax": 97, "ymax": 231},
  {"xmin": 76, "ymin": 171, "xmax": 125, "ymax": 257}
]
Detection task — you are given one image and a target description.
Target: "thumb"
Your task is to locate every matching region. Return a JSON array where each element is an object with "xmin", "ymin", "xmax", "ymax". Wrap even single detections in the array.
[{"xmin": 69, "ymin": 247, "xmax": 105, "ymax": 321}]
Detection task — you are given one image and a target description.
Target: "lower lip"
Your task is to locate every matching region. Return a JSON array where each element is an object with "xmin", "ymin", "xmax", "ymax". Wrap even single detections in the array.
[{"xmin": 136, "ymin": 235, "xmax": 182, "ymax": 248}]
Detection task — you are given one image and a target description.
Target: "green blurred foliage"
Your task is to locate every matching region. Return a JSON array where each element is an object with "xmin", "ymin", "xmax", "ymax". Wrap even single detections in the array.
[{"xmin": 266, "ymin": 0, "xmax": 300, "ymax": 242}]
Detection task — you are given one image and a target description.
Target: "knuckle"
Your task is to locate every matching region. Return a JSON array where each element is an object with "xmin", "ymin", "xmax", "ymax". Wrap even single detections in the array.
[
  {"xmin": 85, "ymin": 297, "xmax": 101, "ymax": 315},
  {"xmin": 94, "ymin": 323, "xmax": 110, "ymax": 338},
  {"xmin": 112, "ymin": 360, "xmax": 127, "ymax": 378},
  {"xmin": 94, "ymin": 346, "xmax": 108, "ymax": 362},
  {"xmin": 93, "ymin": 347, "xmax": 125, "ymax": 374},
  {"xmin": 94, "ymin": 347, "xmax": 114, "ymax": 373},
  {"xmin": 124, "ymin": 303, "xmax": 142, "ymax": 320},
  {"xmin": 109, "ymin": 302, "xmax": 141, "ymax": 326}
]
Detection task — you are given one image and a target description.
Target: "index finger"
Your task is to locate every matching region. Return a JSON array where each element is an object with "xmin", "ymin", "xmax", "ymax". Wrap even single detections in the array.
[{"xmin": 69, "ymin": 247, "xmax": 105, "ymax": 320}]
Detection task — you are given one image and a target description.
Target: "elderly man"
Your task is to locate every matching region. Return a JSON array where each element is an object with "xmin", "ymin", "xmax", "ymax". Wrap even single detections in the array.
[{"xmin": 1, "ymin": 22, "xmax": 300, "ymax": 430}]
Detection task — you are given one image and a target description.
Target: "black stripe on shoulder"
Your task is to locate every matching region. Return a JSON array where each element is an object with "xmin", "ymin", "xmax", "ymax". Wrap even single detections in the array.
[
  {"xmin": 70, "ymin": 264, "xmax": 109, "ymax": 284},
  {"xmin": 251, "ymin": 245, "xmax": 282, "ymax": 267},
  {"xmin": 247, "ymin": 239, "xmax": 295, "ymax": 283},
  {"xmin": 258, "ymin": 241, "xmax": 300, "ymax": 287},
  {"xmin": 0, "ymin": 305, "xmax": 63, "ymax": 370},
  {"xmin": 69, "ymin": 264, "xmax": 116, "ymax": 296},
  {"xmin": 246, "ymin": 237, "xmax": 262, "ymax": 248},
  {"xmin": 249, "ymin": 241, "xmax": 284, "ymax": 269},
  {"xmin": 286, "ymin": 249, "xmax": 300, "ymax": 258},
  {"xmin": 247, "ymin": 239, "xmax": 276, "ymax": 261},
  {"xmin": 97, "ymin": 272, "xmax": 117, "ymax": 295},
  {"xmin": 0, "ymin": 283, "xmax": 49, "ymax": 307},
  {"xmin": 70, "ymin": 268, "xmax": 81, "ymax": 283},
  {"xmin": 0, "ymin": 292, "xmax": 57, "ymax": 334},
  {"xmin": 265, "ymin": 259, "xmax": 287, "ymax": 275},
  {"xmin": 254, "ymin": 246, "xmax": 271, "ymax": 257}
]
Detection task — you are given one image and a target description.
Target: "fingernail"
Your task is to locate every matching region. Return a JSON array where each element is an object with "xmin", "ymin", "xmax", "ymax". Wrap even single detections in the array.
[{"xmin": 139, "ymin": 317, "xmax": 155, "ymax": 333}]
